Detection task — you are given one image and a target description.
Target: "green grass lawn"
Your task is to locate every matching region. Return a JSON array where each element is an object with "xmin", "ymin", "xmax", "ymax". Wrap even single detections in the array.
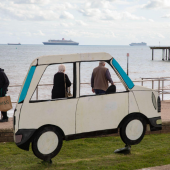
[{"xmin": 0, "ymin": 134, "xmax": 170, "ymax": 170}]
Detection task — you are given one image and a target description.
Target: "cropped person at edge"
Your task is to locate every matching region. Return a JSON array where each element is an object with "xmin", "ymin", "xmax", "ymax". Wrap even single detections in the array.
[
  {"xmin": 91, "ymin": 61, "xmax": 114, "ymax": 95},
  {"xmin": 0, "ymin": 68, "xmax": 9, "ymax": 122},
  {"xmin": 52, "ymin": 64, "xmax": 71, "ymax": 99}
]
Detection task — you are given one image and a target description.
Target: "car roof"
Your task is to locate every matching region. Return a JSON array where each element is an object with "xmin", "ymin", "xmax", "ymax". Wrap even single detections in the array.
[{"xmin": 31, "ymin": 52, "xmax": 113, "ymax": 66}]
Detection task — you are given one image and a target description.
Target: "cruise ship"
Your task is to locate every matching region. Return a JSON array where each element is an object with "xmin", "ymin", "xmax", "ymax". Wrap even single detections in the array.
[
  {"xmin": 43, "ymin": 38, "xmax": 79, "ymax": 45},
  {"xmin": 8, "ymin": 43, "xmax": 21, "ymax": 45},
  {"xmin": 129, "ymin": 42, "xmax": 147, "ymax": 46}
]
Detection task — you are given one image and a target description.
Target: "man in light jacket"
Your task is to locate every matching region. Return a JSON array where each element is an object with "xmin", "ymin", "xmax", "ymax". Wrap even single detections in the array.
[
  {"xmin": 91, "ymin": 61, "xmax": 114, "ymax": 95},
  {"xmin": 0, "ymin": 68, "xmax": 9, "ymax": 122}
]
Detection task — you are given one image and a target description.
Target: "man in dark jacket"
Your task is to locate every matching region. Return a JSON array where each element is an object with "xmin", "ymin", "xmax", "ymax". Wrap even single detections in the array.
[{"xmin": 0, "ymin": 68, "xmax": 9, "ymax": 122}]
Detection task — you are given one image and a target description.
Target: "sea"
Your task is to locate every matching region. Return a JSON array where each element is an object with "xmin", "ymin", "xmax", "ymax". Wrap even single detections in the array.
[{"xmin": 0, "ymin": 44, "xmax": 170, "ymax": 117}]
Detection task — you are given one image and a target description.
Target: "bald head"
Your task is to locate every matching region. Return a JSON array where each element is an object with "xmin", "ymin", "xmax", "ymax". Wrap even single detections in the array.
[{"xmin": 99, "ymin": 61, "xmax": 105, "ymax": 66}]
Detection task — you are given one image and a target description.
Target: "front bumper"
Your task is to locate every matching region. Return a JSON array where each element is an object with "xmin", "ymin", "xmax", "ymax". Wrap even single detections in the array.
[
  {"xmin": 15, "ymin": 129, "xmax": 36, "ymax": 151},
  {"xmin": 149, "ymin": 116, "xmax": 162, "ymax": 131}
]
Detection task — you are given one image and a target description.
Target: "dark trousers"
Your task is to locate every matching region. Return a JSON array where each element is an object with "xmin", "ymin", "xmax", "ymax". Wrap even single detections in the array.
[
  {"xmin": 94, "ymin": 89, "xmax": 106, "ymax": 95},
  {"xmin": 1, "ymin": 92, "xmax": 8, "ymax": 119}
]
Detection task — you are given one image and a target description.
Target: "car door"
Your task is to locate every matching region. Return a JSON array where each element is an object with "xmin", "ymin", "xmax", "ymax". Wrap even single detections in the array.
[
  {"xmin": 18, "ymin": 63, "xmax": 78, "ymax": 136},
  {"xmin": 76, "ymin": 92, "xmax": 128, "ymax": 133},
  {"xmin": 76, "ymin": 60, "xmax": 129, "ymax": 134}
]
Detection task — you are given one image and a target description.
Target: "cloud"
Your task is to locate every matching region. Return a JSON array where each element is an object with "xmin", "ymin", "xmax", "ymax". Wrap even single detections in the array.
[
  {"xmin": 76, "ymin": 20, "xmax": 88, "ymax": 26},
  {"xmin": 12, "ymin": 0, "xmax": 50, "ymax": 4},
  {"xmin": 21, "ymin": 32, "xmax": 32, "ymax": 36},
  {"xmin": 60, "ymin": 11, "xmax": 74, "ymax": 19},
  {"xmin": 62, "ymin": 29, "xmax": 116, "ymax": 38},
  {"xmin": 148, "ymin": 19, "xmax": 154, "ymax": 22},
  {"xmin": 60, "ymin": 22, "xmax": 74, "ymax": 27},
  {"xmin": 123, "ymin": 12, "xmax": 145, "ymax": 20},
  {"xmin": 101, "ymin": 9, "xmax": 122, "ymax": 20},
  {"xmin": 85, "ymin": 0, "xmax": 113, "ymax": 8},
  {"xmin": 0, "ymin": 4, "xmax": 59, "ymax": 21},
  {"xmin": 162, "ymin": 14, "xmax": 170, "ymax": 18},
  {"xmin": 64, "ymin": 2, "xmax": 76, "ymax": 9},
  {"xmin": 110, "ymin": 31, "xmax": 116, "ymax": 37},
  {"xmin": 79, "ymin": 8, "xmax": 102, "ymax": 17},
  {"xmin": 0, "ymin": 2, "xmax": 78, "ymax": 21},
  {"xmin": 143, "ymin": 0, "xmax": 170, "ymax": 9},
  {"xmin": 78, "ymin": 1, "xmax": 145, "ymax": 21},
  {"xmin": 79, "ymin": 8, "xmax": 145, "ymax": 21},
  {"xmin": 60, "ymin": 23, "xmax": 70, "ymax": 27},
  {"xmin": 33, "ymin": 30, "xmax": 45, "ymax": 36},
  {"xmin": 157, "ymin": 33, "xmax": 165, "ymax": 38},
  {"xmin": 84, "ymin": 0, "xmax": 129, "ymax": 9}
]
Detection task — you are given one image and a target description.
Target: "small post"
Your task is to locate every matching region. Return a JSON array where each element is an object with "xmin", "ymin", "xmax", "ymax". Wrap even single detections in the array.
[
  {"xmin": 169, "ymin": 49, "xmax": 170, "ymax": 60},
  {"xmin": 152, "ymin": 80, "xmax": 154, "ymax": 89},
  {"xmin": 127, "ymin": 53, "xmax": 129, "ymax": 76},
  {"xmin": 152, "ymin": 49, "xmax": 154, "ymax": 60},
  {"xmin": 141, "ymin": 78, "xmax": 143, "ymax": 86},
  {"xmin": 158, "ymin": 79, "xmax": 160, "ymax": 96},
  {"xmin": 166, "ymin": 49, "xmax": 167, "ymax": 60},
  {"xmin": 162, "ymin": 79, "xmax": 164, "ymax": 101}
]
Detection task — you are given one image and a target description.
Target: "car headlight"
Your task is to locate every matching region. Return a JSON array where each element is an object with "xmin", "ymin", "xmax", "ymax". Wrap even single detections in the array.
[{"xmin": 157, "ymin": 96, "xmax": 161, "ymax": 113}]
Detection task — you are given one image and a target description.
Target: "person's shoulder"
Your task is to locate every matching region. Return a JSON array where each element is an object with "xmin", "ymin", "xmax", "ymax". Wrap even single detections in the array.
[
  {"xmin": 54, "ymin": 72, "xmax": 62, "ymax": 77},
  {"xmin": 93, "ymin": 66, "xmax": 99, "ymax": 71},
  {"xmin": 0, "ymin": 71, "xmax": 4, "ymax": 75}
]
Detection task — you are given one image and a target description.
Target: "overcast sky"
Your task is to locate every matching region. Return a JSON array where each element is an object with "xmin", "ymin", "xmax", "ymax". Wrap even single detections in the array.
[{"xmin": 0, "ymin": 0, "xmax": 170, "ymax": 45}]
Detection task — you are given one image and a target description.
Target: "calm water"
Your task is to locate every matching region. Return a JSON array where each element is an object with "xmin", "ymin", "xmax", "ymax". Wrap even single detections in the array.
[{"xmin": 0, "ymin": 45, "xmax": 169, "ymax": 117}]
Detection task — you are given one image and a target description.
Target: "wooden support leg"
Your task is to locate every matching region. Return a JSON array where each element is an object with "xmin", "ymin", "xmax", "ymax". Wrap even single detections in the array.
[{"xmin": 162, "ymin": 49, "xmax": 165, "ymax": 61}]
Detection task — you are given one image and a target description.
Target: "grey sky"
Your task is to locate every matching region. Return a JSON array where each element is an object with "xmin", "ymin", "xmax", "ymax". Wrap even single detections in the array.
[{"xmin": 0, "ymin": 0, "xmax": 170, "ymax": 45}]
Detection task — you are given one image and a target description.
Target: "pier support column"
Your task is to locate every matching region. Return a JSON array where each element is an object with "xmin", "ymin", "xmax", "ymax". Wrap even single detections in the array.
[
  {"xmin": 166, "ymin": 49, "xmax": 167, "ymax": 60},
  {"xmin": 152, "ymin": 49, "xmax": 154, "ymax": 60},
  {"xmin": 169, "ymin": 49, "xmax": 170, "ymax": 60},
  {"xmin": 162, "ymin": 49, "xmax": 165, "ymax": 61}
]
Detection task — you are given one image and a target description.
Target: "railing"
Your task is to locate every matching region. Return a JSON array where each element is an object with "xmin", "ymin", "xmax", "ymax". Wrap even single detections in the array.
[
  {"xmin": 9, "ymin": 77, "xmax": 170, "ymax": 104},
  {"xmin": 140, "ymin": 77, "xmax": 170, "ymax": 101}
]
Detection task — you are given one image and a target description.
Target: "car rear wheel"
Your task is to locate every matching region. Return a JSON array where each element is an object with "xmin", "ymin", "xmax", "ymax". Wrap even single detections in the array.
[
  {"xmin": 120, "ymin": 115, "xmax": 146, "ymax": 145},
  {"xmin": 32, "ymin": 126, "xmax": 63, "ymax": 161}
]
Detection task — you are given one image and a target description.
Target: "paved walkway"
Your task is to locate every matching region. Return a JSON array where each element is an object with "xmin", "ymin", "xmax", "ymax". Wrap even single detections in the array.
[
  {"xmin": 160, "ymin": 100, "xmax": 170, "ymax": 122},
  {"xmin": 138, "ymin": 164, "xmax": 170, "ymax": 170},
  {"xmin": 0, "ymin": 117, "xmax": 13, "ymax": 129}
]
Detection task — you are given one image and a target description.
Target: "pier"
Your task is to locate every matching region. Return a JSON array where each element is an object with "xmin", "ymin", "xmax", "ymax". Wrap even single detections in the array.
[{"xmin": 150, "ymin": 46, "xmax": 170, "ymax": 61}]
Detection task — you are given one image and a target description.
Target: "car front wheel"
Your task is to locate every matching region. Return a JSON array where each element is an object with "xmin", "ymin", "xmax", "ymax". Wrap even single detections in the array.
[
  {"xmin": 32, "ymin": 126, "xmax": 63, "ymax": 161},
  {"xmin": 120, "ymin": 115, "xmax": 146, "ymax": 145}
]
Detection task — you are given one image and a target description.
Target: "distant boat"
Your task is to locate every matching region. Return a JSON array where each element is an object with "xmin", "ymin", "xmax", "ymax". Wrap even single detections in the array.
[
  {"xmin": 43, "ymin": 38, "xmax": 79, "ymax": 45},
  {"xmin": 129, "ymin": 42, "xmax": 147, "ymax": 46},
  {"xmin": 8, "ymin": 43, "xmax": 21, "ymax": 45}
]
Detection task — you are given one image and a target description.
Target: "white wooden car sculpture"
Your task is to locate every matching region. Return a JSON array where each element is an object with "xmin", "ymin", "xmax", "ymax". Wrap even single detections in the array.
[{"xmin": 13, "ymin": 52, "xmax": 162, "ymax": 161}]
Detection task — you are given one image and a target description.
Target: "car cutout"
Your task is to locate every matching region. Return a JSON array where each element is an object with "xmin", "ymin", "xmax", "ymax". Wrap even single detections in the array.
[{"xmin": 13, "ymin": 52, "xmax": 162, "ymax": 161}]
